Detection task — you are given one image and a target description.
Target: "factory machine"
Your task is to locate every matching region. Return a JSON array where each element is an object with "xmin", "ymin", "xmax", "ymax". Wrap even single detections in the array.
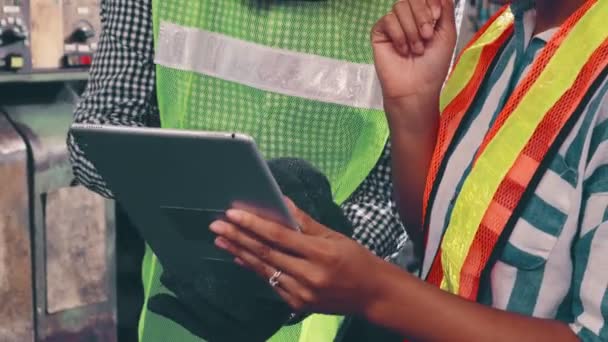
[
  {"xmin": 0, "ymin": 0, "xmax": 32, "ymax": 72},
  {"xmin": 0, "ymin": 0, "xmax": 100, "ymax": 73},
  {"xmin": 0, "ymin": 0, "xmax": 116, "ymax": 341}
]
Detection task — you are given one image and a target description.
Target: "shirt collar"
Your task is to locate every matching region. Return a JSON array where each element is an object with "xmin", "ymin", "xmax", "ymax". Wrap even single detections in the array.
[
  {"xmin": 510, "ymin": 0, "xmax": 536, "ymax": 18},
  {"xmin": 510, "ymin": 1, "xmax": 558, "ymax": 45}
]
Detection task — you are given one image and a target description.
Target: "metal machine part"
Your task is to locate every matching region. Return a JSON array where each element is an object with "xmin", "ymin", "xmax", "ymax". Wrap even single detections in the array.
[
  {"xmin": 61, "ymin": 0, "xmax": 100, "ymax": 68},
  {"xmin": 1, "ymin": 83, "xmax": 117, "ymax": 342},
  {"xmin": 0, "ymin": 0, "xmax": 31, "ymax": 72},
  {"xmin": 0, "ymin": 0, "xmax": 112, "ymax": 338},
  {"xmin": 29, "ymin": 0, "xmax": 100, "ymax": 71},
  {"xmin": 0, "ymin": 111, "xmax": 34, "ymax": 342}
]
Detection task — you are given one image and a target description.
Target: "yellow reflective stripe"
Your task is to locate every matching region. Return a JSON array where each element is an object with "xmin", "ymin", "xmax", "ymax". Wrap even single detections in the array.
[
  {"xmin": 297, "ymin": 315, "xmax": 343, "ymax": 342},
  {"xmin": 440, "ymin": 0, "xmax": 608, "ymax": 294},
  {"xmin": 440, "ymin": 49, "xmax": 483, "ymax": 112},
  {"xmin": 440, "ymin": 9, "xmax": 514, "ymax": 112}
]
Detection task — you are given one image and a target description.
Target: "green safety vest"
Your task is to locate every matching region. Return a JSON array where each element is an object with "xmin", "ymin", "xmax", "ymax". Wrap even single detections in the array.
[{"xmin": 140, "ymin": 1, "xmax": 393, "ymax": 341}]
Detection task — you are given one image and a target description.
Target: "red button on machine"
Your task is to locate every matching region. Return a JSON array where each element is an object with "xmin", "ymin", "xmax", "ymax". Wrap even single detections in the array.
[
  {"xmin": 63, "ymin": 52, "xmax": 93, "ymax": 68},
  {"xmin": 79, "ymin": 54, "xmax": 92, "ymax": 66}
]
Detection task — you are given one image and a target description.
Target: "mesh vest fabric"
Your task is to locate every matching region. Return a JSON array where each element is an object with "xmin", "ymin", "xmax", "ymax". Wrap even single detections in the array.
[
  {"xmin": 153, "ymin": 0, "xmax": 391, "ymax": 204},
  {"xmin": 141, "ymin": 1, "xmax": 394, "ymax": 341},
  {"xmin": 423, "ymin": 0, "xmax": 608, "ymax": 300}
]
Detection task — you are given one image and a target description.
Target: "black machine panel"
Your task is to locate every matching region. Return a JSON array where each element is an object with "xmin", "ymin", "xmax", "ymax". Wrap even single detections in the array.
[
  {"xmin": 1, "ymin": 0, "xmax": 101, "ymax": 75},
  {"xmin": 0, "ymin": 0, "xmax": 31, "ymax": 73},
  {"xmin": 61, "ymin": 0, "xmax": 100, "ymax": 69}
]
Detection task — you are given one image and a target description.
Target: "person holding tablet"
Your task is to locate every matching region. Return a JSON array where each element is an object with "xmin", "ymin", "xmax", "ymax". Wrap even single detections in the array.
[
  {"xmin": 68, "ymin": 0, "xmax": 465, "ymax": 341},
  {"xmin": 210, "ymin": 0, "xmax": 608, "ymax": 340}
]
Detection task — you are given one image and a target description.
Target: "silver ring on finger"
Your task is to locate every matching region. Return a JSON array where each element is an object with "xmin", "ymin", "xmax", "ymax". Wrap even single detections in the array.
[{"xmin": 269, "ymin": 270, "xmax": 283, "ymax": 287}]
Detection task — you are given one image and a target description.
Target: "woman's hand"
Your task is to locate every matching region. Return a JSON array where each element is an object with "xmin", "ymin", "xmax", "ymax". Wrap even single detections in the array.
[
  {"xmin": 372, "ymin": 0, "xmax": 457, "ymax": 105},
  {"xmin": 209, "ymin": 202, "xmax": 579, "ymax": 342},
  {"xmin": 371, "ymin": 0, "xmax": 457, "ymax": 236},
  {"xmin": 209, "ymin": 198, "xmax": 388, "ymax": 315}
]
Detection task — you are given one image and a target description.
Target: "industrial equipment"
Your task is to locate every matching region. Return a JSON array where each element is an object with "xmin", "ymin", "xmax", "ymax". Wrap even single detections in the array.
[
  {"xmin": 29, "ymin": 0, "xmax": 100, "ymax": 70},
  {"xmin": 0, "ymin": 0, "xmax": 31, "ymax": 73},
  {"xmin": 61, "ymin": 0, "xmax": 100, "ymax": 68},
  {"xmin": 0, "ymin": 110, "xmax": 34, "ymax": 342},
  {"xmin": 0, "ymin": 83, "xmax": 117, "ymax": 342},
  {"xmin": 0, "ymin": 0, "xmax": 115, "ymax": 340}
]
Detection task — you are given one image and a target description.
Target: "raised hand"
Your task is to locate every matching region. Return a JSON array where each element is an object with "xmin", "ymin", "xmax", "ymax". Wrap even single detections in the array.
[{"xmin": 372, "ymin": 0, "xmax": 457, "ymax": 103}]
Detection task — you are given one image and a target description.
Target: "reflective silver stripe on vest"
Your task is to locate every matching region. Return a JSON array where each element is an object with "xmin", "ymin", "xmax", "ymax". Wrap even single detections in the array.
[{"xmin": 156, "ymin": 21, "xmax": 384, "ymax": 110}]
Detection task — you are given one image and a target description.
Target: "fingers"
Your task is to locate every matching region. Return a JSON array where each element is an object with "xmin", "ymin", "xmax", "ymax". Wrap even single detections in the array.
[
  {"xmin": 407, "ymin": 0, "xmax": 435, "ymax": 40},
  {"xmin": 223, "ymin": 236, "xmax": 301, "ymax": 291},
  {"xmin": 375, "ymin": 0, "xmax": 442, "ymax": 56},
  {"xmin": 226, "ymin": 209, "xmax": 309, "ymax": 248},
  {"xmin": 371, "ymin": 13, "xmax": 409, "ymax": 55},
  {"xmin": 437, "ymin": 0, "xmax": 456, "ymax": 29},
  {"xmin": 275, "ymin": 286, "xmax": 305, "ymax": 312},
  {"xmin": 211, "ymin": 216, "xmax": 334, "ymax": 290},
  {"xmin": 427, "ymin": 0, "xmax": 442, "ymax": 21},
  {"xmin": 393, "ymin": 1, "xmax": 425, "ymax": 55},
  {"xmin": 219, "ymin": 238, "xmax": 312, "ymax": 312},
  {"xmin": 211, "ymin": 220, "xmax": 312, "ymax": 271},
  {"xmin": 224, "ymin": 206, "xmax": 329, "ymax": 248}
]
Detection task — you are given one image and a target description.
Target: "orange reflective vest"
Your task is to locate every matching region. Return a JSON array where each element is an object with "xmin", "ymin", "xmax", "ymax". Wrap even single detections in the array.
[{"xmin": 422, "ymin": 0, "xmax": 608, "ymax": 302}]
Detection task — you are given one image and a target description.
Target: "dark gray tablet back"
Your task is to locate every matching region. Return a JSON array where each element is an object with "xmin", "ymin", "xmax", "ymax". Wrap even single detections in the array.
[{"xmin": 71, "ymin": 124, "xmax": 295, "ymax": 299}]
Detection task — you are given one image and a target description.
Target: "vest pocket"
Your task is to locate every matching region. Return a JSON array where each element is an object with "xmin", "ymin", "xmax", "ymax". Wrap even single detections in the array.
[
  {"xmin": 498, "ymin": 161, "xmax": 577, "ymax": 270},
  {"xmin": 499, "ymin": 238, "xmax": 556, "ymax": 270},
  {"xmin": 498, "ymin": 202, "xmax": 568, "ymax": 270}
]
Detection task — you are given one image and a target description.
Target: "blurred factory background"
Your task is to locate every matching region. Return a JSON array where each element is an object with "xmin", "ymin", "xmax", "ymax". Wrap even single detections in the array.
[{"xmin": 0, "ymin": 0, "xmax": 501, "ymax": 341}]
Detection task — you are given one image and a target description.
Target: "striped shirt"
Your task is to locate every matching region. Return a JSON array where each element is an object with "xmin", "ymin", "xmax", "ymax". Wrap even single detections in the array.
[{"xmin": 423, "ymin": 3, "xmax": 608, "ymax": 340}]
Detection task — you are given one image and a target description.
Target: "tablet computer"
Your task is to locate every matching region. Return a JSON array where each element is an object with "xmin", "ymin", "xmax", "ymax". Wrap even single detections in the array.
[{"xmin": 70, "ymin": 124, "xmax": 297, "ymax": 297}]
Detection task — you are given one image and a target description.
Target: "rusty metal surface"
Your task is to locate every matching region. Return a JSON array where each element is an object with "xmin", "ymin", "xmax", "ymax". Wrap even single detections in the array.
[
  {"xmin": 42, "ymin": 308, "xmax": 116, "ymax": 342},
  {"xmin": 40, "ymin": 193, "xmax": 117, "ymax": 342},
  {"xmin": 0, "ymin": 113, "xmax": 34, "ymax": 342},
  {"xmin": 3, "ymin": 97, "xmax": 117, "ymax": 341},
  {"xmin": 4, "ymin": 99, "xmax": 75, "ymax": 177},
  {"xmin": 39, "ymin": 194, "xmax": 117, "ymax": 342},
  {"xmin": 45, "ymin": 186, "xmax": 108, "ymax": 314}
]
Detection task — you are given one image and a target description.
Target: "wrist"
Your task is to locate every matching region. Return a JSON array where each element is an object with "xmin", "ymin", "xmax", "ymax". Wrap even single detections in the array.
[
  {"xmin": 384, "ymin": 93, "xmax": 441, "ymax": 134},
  {"xmin": 360, "ymin": 259, "xmax": 411, "ymax": 322}
]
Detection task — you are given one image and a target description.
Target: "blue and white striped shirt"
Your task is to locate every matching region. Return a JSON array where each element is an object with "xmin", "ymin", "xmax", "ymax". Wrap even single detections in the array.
[{"xmin": 423, "ymin": 3, "xmax": 608, "ymax": 340}]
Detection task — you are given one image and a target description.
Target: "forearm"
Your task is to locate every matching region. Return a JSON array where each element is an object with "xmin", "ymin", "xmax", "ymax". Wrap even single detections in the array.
[
  {"xmin": 69, "ymin": 0, "xmax": 157, "ymax": 197},
  {"xmin": 384, "ymin": 95, "xmax": 439, "ymax": 242},
  {"xmin": 364, "ymin": 261, "xmax": 577, "ymax": 342}
]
